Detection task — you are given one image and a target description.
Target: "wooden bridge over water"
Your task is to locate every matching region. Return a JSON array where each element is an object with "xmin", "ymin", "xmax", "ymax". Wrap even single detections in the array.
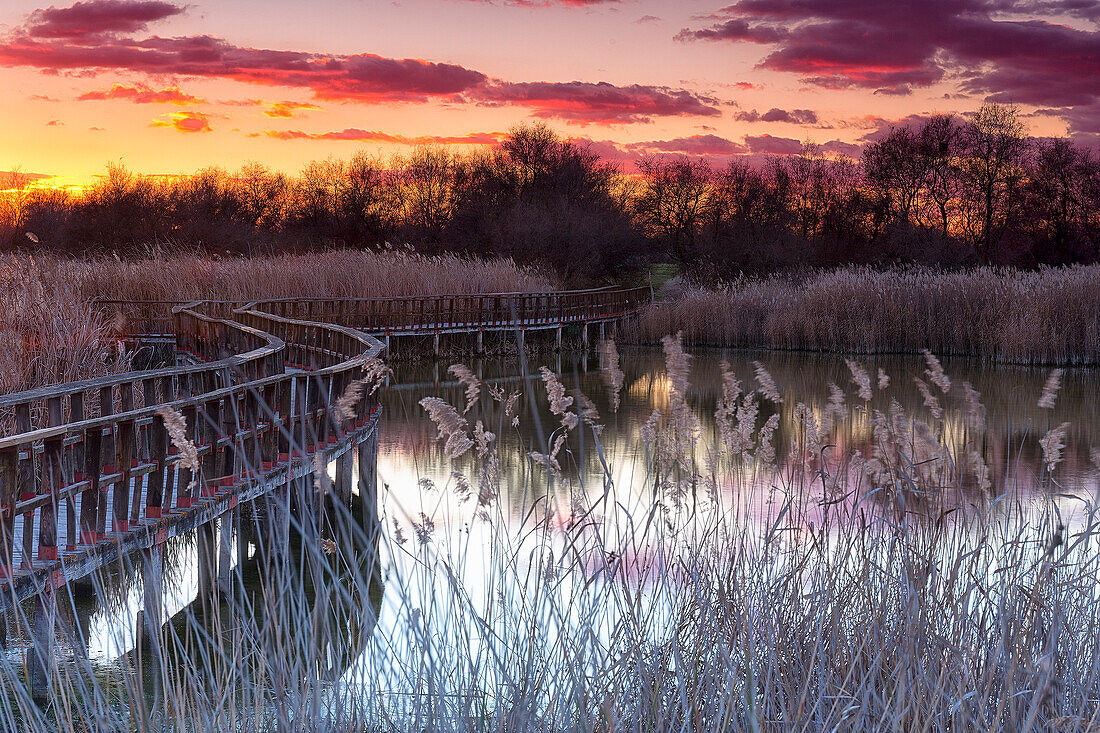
[{"xmin": 0, "ymin": 285, "xmax": 647, "ymax": 696}]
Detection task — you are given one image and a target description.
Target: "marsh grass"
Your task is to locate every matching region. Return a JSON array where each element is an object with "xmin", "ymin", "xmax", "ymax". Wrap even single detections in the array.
[
  {"xmin": 637, "ymin": 265, "xmax": 1100, "ymax": 365},
  {"xmin": 0, "ymin": 249, "xmax": 554, "ymax": 393},
  {"xmin": 0, "ymin": 255, "xmax": 128, "ymax": 395},
  {"xmin": 2, "ymin": 339, "xmax": 1100, "ymax": 731}
]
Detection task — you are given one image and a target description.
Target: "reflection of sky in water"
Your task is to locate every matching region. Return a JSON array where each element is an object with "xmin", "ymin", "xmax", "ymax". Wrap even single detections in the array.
[
  {"xmin": 11, "ymin": 348, "xmax": 1100, "ymax": 711},
  {"xmin": 351, "ymin": 347, "xmax": 1100, "ymax": 700}
]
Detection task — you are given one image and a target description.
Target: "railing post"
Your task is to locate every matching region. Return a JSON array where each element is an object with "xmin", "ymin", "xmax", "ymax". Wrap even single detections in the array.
[
  {"xmin": 147, "ymin": 413, "xmax": 167, "ymax": 519},
  {"xmin": 39, "ymin": 397, "xmax": 63, "ymax": 564},
  {"xmin": 80, "ymin": 428, "xmax": 101, "ymax": 544},
  {"xmin": 0, "ymin": 448, "xmax": 17, "ymax": 579},
  {"xmin": 16, "ymin": 405, "xmax": 36, "ymax": 570}
]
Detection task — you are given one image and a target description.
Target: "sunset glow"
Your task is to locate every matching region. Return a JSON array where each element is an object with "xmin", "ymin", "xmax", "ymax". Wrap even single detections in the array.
[{"xmin": 1, "ymin": 0, "xmax": 1094, "ymax": 186}]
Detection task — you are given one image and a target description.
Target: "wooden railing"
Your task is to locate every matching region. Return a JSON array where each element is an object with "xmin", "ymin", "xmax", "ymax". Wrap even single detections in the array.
[
  {"xmin": 0, "ymin": 303, "xmax": 383, "ymax": 589},
  {"xmin": 244, "ymin": 286, "xmax": 649, "ymax": 332},
  {"xmin": 0, "ymin": 285, "xmax": 644, "ymax": 593}
]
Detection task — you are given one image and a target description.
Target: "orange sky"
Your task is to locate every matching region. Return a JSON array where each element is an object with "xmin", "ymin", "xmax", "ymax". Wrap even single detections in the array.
[{"xmin": 1, "ymin": 0, "xmax": 1093, "ymax": 186}]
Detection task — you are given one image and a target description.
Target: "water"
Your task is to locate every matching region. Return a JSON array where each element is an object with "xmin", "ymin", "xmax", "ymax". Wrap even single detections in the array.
[
  {"xmin": 379, "ymin": 347, "xmax": 1100, "ymax": 509},
  {"xmin": 4, "ymin": 346, "xmax": 1100, "ymax": 726}
]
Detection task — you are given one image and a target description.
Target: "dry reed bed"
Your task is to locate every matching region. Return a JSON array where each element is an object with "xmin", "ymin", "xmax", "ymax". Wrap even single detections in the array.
[
  {"xmin": 66, "ymin": 249, "xmax": 555, "ymax": 303},
  {"xmin": 638, "ymin": 266, "xmax": 1100, "ymax": 365},
  {"xmin": 0, "ymin": 250, "xmax": 554, "ymax": 396},
  {"xmin": 0, "ymin": 256, "xmax": 126, "ymax": 395}
]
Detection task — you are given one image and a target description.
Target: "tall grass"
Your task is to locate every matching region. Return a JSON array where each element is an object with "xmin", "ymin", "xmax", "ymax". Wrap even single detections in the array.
[
  {"xmin": 638, "ymin": 265, "xmax": 1100, "ymax": 364},
  {"xmin": 2, "ymin": 339, "xmax": 1099, "ymax": 731},
  {"xmin": 0, "ymin": 250, "xmax": 554, "ymax": 392},
  {"xmin": 66, "ymin": 249, "xmax": 556, "ymax": 303},
  {"xmin": 0, "ymin": 255, "xmax": 127, "ymax": 394}
]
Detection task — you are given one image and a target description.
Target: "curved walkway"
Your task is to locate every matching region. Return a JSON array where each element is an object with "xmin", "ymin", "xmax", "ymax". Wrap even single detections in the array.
[{"xmin": 0, "ymin": 286, "xmax": 646, "ymax": 610}]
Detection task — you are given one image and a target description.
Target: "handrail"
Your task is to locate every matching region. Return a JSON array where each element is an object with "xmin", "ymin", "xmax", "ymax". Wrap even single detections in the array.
[
  {"xmin": 0, "ymin": 284, "xmax": 638, "ymax": 602},
  {"xmin": 0, "ymin": 301, "xmax": 384, "ymax": 589}
]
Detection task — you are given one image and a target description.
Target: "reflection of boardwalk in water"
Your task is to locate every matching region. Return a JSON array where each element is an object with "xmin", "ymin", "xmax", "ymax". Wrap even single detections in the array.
[{"xmin": 0, "ymin": 287, "xmax": 646, "ymax": 698}]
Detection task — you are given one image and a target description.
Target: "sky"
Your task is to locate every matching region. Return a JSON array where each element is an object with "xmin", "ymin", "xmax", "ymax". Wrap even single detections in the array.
[{"xmin": 0, "ymin": 0, "xmax": 1097, "ymax": 186}]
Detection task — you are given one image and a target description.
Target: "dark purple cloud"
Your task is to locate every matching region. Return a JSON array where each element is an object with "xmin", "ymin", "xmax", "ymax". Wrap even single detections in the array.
[
  {"xmin": 479, "ymin": 81, "xmax": 722, "ymax": 124},
  {"xmin": 0, "ymin": 1, "xmax": 721, "ymax": 124},
  {"xmin": 681, "ymin": 0, "xmax": 1100, "ymax": 134},
  {"xmin": 455, "ymin": 0, "xmax": 624, "ymax": 5},
  {"xmin": 743, "ymin": 133, "xmax": 803, "ymax": 155},
  {"xmin": 736, "ymin": 107, "xmax": 819, "ymax": 124},
  {"xmin": 675, "ymin": 18, "xmax": 787, "ymax": 43},
  {"xmin": 623, "ymin": 134, "xmax": 748, "ymax": 156},
  {"xmin": 26, "ymin": 0, "xmax": 181, "ymax": 38}
]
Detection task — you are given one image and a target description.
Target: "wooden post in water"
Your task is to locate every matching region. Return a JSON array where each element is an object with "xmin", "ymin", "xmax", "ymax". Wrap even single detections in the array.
[
  {"xmin": 196, "ymin": 522, "xmax": 216, "ymax": 600},
  {"xmin": 357, "ymin": 432, "xmax": 379, "ymax": 539},
  {"xmin": 138, "ymin": 544, "xmax": 163, "ymax": 651},
  {"xmin": 476, "ymin": 330, "xmax": 484, "ymax": 355},
  {"xmin": 555, "ymin": 326, "xmax": 562, "ymax": 351},
  {"xmin": 433, "ymin": 332, "xmax": 441, "ymax": 357},
  {"xmin": 335, "ymin": 450, "xmax": 353, "ymax": 503},
  {"xmin": 217, "ymin": 508, "xmax": 238, "ymax": 596},
  {"xmin": 582, "ymin": 323, "xmax": 589, "ymax": 350},
  {"xmin": 27, "ymin": 584, "xmax": 55, "ymax": 700}
]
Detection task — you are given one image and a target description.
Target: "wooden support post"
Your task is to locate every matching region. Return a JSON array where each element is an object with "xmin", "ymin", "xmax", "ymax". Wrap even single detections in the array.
[
  {"xmin": 335, "ymin": 450, "xmax": 353, "ymax": 503},
  {"xmin": 582, "ymin": 323, "xmax": 589, "ymax": 349},
  {"xmin": 139, "ymin": 544, "xmax": 163, "ymax": 651},
  {"xmin": 357, "ymin": 433, "xmax": 380, "ymax": 539},
  {"xmin": 517, "ymin": 329, "xmax": 525, "ymax": 352},
  {"xmin": 599, "ymin": 321, "xmax": 606, "ymax": 341},
  {"xmin": 27, "ymin": 583, "xmax": 55, "ymax": 700},
  {"xmin": 217, "ymin": 508, "xmax": 238, "ymax": 596},
  {"xmin": 555, "ymin": 326, "xmax": 562, "ymax": 351},
  {"xmin": 476, "ymin": 330, "xmax": 484, "ymax": 354},
  {"xmin": 433, "ymin": 332, "xmax": 441, "ymax": 357},
  {"xmin": 196, "ymin": 522, "xmax": 216, "ymax": 600}
]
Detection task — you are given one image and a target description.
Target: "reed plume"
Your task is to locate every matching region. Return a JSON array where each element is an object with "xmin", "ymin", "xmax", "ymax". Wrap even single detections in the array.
[
  {"xmin": 1038, "ymin": 368, "xmax": 1064, "ymax": 409},
  {"xmin": 448, "ymin": 363, "xmax": 482, "ymax": 415}
]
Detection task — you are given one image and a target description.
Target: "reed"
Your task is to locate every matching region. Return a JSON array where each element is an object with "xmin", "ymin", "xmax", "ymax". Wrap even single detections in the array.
[
  {"xmin": 65, "ymin": 248, "xmax": 555, "ymax": 303},
  {"xmin": 0, "ymin": 255, "xmax": 128, "ymax": 395},
  {"xmin": 0, "ymin": 249, "xmax": 554, "ymax": 393},
  {"xmin": 637, "ymin": 265, "xmax": 1100, "ymax": 365},
  {"xmin": 1, "ymin": 340, "xmax": 1097, "ymax": 731}
]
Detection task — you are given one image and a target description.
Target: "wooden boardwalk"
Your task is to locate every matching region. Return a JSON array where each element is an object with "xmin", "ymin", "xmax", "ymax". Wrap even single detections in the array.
[{"xmin": 0, "ymin": 285, "xmax": 646, "ymax": 693}]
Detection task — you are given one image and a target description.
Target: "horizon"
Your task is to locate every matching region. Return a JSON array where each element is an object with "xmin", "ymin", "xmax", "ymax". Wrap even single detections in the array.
[{"xmin": 1, "ymin": 0, "xmax": 1096, "ymax": 187}]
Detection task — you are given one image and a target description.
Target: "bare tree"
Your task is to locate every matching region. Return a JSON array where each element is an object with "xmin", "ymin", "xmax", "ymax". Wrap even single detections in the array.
[{"xmin": 959, "ymin": 103, "xmax": 1028, "ymax": 261}]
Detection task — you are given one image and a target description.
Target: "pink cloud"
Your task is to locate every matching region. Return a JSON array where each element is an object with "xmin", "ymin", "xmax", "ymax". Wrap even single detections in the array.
[
  {"xmin": 78, "ymin": 82, "xmax": 204, "ymax": 104},
  {"xmin": 264, "ymin": 100, "xmax": 321, "ymax": 118},
  {"xmin": 263, "ymin": 128, "xmax": 505, "ymax": 145},
  {"xmin": 150, "ymin": 110, "xmax": 212, "ymax": 133},
  {"xmin": 0, "ymin": 1, "xmax": 722, "ymax": 125}
]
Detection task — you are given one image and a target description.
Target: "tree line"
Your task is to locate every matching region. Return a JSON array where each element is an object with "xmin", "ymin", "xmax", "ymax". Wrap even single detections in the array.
[{"xmin": 2, "ymin": 104, "xmax": 1097, "ymax": 282}]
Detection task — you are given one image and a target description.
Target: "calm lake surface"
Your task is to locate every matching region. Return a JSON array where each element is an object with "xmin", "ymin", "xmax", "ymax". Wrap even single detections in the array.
[{"xmin": 5, "ymin": 346, "xmax": 1100, "ymax": 718}]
